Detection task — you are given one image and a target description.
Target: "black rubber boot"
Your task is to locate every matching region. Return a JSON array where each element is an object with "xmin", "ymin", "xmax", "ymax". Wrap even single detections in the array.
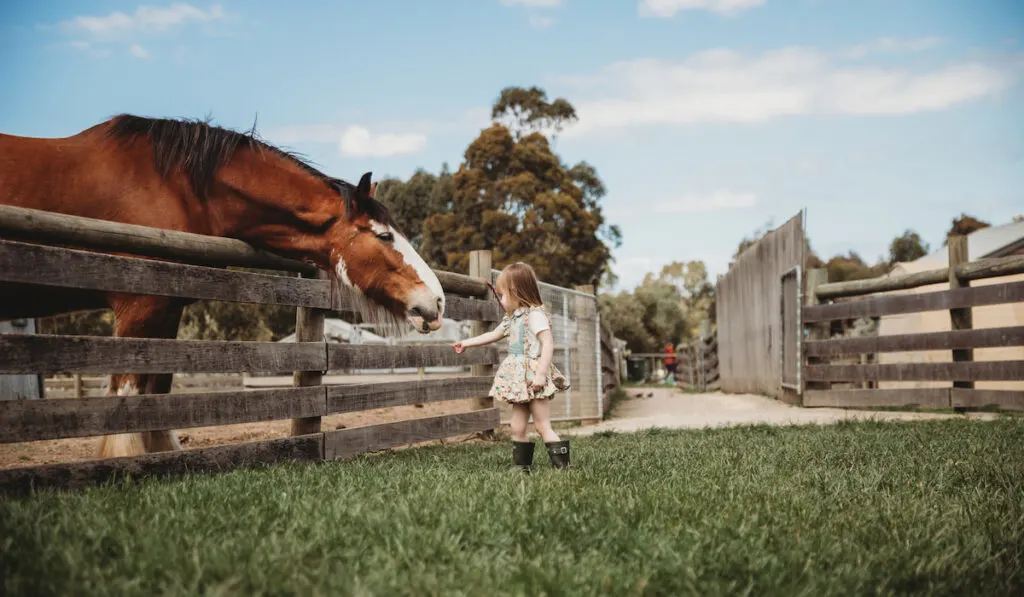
[
  {"xmin": 545, "ymin": 440, "xmax": 571, "ymax": 469},
  {"xmin": 512, "ymin": 441, "xmax": 535, "ymax": 473}
]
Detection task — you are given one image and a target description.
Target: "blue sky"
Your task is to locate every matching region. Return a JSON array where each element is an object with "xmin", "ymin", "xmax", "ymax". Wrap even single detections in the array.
[{"xmin": 2, "ymin": 0, "xmax": 1022, "ymax": 290}]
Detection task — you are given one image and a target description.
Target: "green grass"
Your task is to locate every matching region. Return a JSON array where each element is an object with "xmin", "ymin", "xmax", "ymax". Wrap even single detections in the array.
[{"xmin": 3, "ymin": 419, "xmax": 1023, "ymax": 596}]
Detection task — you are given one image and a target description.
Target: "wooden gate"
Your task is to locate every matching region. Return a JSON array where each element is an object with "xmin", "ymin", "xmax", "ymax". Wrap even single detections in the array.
[{"xmin": 779, "ymin": 266, "xmax": 802, "ymax": 394}]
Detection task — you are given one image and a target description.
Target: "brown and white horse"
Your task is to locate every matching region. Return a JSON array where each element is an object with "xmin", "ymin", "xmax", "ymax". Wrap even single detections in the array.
[{"xmin": 0, "ymin": 114, "xmax": 445, "ymax": 458}]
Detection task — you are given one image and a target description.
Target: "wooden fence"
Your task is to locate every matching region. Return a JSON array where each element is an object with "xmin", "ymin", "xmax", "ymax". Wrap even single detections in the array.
[
  {"xmin": 717, "ymin": 211, "xmax": 806, "ymax": 399},
  {"xmin": 0, "ymin": 205, "xmax": 506, "ymax": 494},
  {"xmin": 799, "ymin": 235, "xmax": 1024, "ymax": 410}
]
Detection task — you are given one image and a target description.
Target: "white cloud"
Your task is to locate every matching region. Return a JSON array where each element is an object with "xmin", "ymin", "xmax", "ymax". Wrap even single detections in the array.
[
  {"xmin": 265, "ymin": 108, "xmax": 490, "ymax": 149},
  {"xmin": 840, "ymin": 36, "xmax": 945, "ymax": 60},
  {"xmin": 639, "ymin": 0, "xmax": 766, "ymax": 18},
  {"xmin": 129, "ymin": 44, "xmax": 151, "ymax": 59},
  {"xmin": 339, "ymin": 126, "xmax": 428, "ymax": 158},
  {"xmin": 560, "ymin": 47, "xmax": 1017, "ymax": 136},
  {"xmin": 530, "ymin": 15, "xmax": 557, "ymax": 28},
  {"xmin": 59, "ymin": 3, "xmax": 225, "ymax": 38},
  {"xmin": 652, "ymin": 191, "xmax": 757, "ymax": 214},
  {"xmin": 501, "ymin": 0, "xmax": 562, "ymax": 6}
]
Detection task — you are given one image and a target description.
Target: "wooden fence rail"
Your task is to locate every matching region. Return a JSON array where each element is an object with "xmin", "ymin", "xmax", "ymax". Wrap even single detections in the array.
[
  {"xmin": 0, "ymin": 205, "xmax": 504, "ymax": 494},
  {"xmin": 800, "ymin": 234, "xmax": 1024, "ymax": 411}
]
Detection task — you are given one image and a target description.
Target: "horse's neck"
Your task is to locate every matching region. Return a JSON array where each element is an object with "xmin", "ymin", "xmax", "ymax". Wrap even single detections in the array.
[{"xmin": 0, "ymin": 132, "xmax": 210, "ymax": 234}]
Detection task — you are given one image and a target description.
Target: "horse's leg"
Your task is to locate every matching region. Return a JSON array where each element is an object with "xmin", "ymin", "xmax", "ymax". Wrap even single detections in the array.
[{"xmin": 98, "ymin": 295, "xmax": 185, "ymax": 459}]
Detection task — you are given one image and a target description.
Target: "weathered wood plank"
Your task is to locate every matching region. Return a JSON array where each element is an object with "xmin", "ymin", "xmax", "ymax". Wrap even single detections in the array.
[
  {"xmin": 950, "ymin": 388, "xmax": 1024, "ymax": 411},
  {"xmin": 0, "ymin": 204, "xmax": 318, "ymax": 274},
  {"xmin": 291, "ymin": 270, "xmax": 328, "ymax": 436},
  {"xmin": 0, "ymin": 434, "xmax": 324, "ymax": 495},
  {"xmin": 959, "ymin": 254, "xmax": 1024, "ymax": 283},
  {"xmin": 814, "ymin": 254, "xmax": 1024, "ymax": 300},
  {"xmin": 804, "ymin": 326, "xmax": 1024, "ymax": 357},
  {"xmin": 948, "ymin": 236, "xmax": 974, "ymax": 393},
  {"xmin": 327, "ymin": 344, "xmax": 500, "ymax": 370},
  {"xmin": 0, "ymin": 240, "xmax": 332, "ymax": 308},
  {"xmin": 444, "ymin": 294, "xmax": 503, "ymax": 323},
  {"xmin": 0, "ymin": 335, "xmax": 326, "ymax": 375},
  {"xmin": 324, "ymin": 408, "xmax": 499, "ymax": 460},
  {"xmin": 803, "ymin": 388, "xmax": 951, "ymax": 408},
  {"xmin": 326, "ymin": 377, "xmax": 493, "ymax": 414},
  {"xmin": 804, "ymin": 361, "xmax": 1024, "ymax": 383},
  {"xmin": 803, "ymin": 281, "xmax": 1024, "ymax": 323},
  {"xmin": 715, "ymin": 212, "xmax": 806, "ymax": 399},
  {"xmin": 435, "ymin": 270, "xmax": 489, "ymax": 298},
  {"xmin": 0, "ymin": 387, "xmax": 326, "ymax": 444}
]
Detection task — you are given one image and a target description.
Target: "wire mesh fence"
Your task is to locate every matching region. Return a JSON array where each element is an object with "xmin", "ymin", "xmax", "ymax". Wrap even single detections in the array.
[{"xmin": 490, "ymin": 270, "xmax": 603, "ymax": 423}]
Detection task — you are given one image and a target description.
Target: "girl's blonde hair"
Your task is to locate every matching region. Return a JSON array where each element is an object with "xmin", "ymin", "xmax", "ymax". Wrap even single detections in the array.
[{"xmin": 496, "ymin": 262, "xmax": 544, "ymax": 308}]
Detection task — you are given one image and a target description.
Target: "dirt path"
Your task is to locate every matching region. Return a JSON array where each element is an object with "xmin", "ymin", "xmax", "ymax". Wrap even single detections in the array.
[{"xmin": 564, "ymin": 387, "xmax": 999, "ymax": 436}]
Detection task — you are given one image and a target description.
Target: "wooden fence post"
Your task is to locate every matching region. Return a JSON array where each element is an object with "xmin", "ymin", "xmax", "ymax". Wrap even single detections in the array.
[
  {"xmin": 805, "ymin": 269, "xmax": 829, "ymax": 396},
  {"xmin": 73, "ymin": 373, "xmax": 84, "ymax": 398},
  {"xmin": 469, "ymin": 250, "xmax": 496, "ymax": 436},
  {"xmin": 948, "ymin": 235, "xmax": 972, "ymax": 408},
  {"xmin": 290, "ymin": 270, "xmax": 327, "ymax": 437}
]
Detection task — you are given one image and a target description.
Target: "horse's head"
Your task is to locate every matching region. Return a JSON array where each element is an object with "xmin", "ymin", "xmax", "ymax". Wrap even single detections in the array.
[
  {"xmin": 102, "ymin": 114, "xmax": 445, "ymax": 333},
  {"xmin": 324, "ymin": 172, "xmax": 445, "ymax": 333}
]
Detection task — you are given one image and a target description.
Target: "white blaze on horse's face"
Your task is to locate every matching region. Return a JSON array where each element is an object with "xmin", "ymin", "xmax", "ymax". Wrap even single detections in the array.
[{"xmin": 371, "ymin": 221, "xmax": 445, "ymax": 333}]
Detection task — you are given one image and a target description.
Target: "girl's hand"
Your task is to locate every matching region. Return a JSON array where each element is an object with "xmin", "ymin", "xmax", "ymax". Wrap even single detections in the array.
[
  {"xmin": 452, "ymin": 342, "xmax": 465, "ymax": 354},
  {"xmin": 530, "ymin": 373, "xmax": 545, "ymax": 394}
]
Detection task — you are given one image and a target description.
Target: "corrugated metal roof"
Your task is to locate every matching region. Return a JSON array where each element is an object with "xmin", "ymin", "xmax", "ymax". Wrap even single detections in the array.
[{"xmin": 912, "ymin": 217, "xmax": 1024, "ymax": 266}]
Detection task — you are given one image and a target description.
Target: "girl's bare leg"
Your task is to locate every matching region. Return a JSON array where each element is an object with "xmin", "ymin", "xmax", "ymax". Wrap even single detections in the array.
[
  {"xmin": 509, "ymin": 403, "xmax": 531, "ymax": 442},
  {"xmin": 528, "ymin": 398, "xmax": 561, "ymax": 443}
]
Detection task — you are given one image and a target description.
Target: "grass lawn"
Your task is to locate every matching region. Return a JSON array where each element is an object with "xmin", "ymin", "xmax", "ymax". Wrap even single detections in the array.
[{"xmin": 3, "ymin": 419, "xmax": 1023, "ymax": 596}]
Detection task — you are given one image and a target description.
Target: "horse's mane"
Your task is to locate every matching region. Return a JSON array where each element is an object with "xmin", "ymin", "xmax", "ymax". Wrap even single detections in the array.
[{"xmin": 106, "ymin": 114, "xmax": 396, "ymax": 229}]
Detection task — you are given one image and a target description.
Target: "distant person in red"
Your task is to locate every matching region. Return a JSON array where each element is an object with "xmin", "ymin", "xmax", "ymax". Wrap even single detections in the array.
[{"xmin": 663, "ymin": 343, "xmax": 677, "ymax": 379}]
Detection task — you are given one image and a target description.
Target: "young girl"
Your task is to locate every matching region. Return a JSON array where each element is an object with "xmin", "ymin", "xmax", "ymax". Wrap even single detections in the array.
[{"xmin": 453, "ymin": 262, "xmax": 570, "ymax": 471}]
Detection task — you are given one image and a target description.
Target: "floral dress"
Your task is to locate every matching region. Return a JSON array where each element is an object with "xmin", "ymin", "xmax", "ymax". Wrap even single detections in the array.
[{"xmin": 489, "ymin": 306, "xmax": 570, "ymax": 404}]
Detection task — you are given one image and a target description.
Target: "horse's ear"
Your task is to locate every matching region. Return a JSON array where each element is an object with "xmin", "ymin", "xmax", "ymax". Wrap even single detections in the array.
[
  {"xmin": 369, "ymin": 182, "xmax": 377, "ymax": 198},
  {"xmin": 357, "ymin": 172, "xmax": 373, "ymax": 198}
]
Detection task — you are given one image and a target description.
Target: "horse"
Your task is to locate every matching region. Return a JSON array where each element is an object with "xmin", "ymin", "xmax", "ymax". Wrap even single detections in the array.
[{"xmin": 0, "ymin": 114, "xmax": 446, "ymax": 459}]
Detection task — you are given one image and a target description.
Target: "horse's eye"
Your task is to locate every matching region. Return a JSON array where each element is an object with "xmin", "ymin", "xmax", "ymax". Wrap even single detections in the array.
[{"xmin": 377, "ymin": 231, "xmax": 395, "ymax": 242}]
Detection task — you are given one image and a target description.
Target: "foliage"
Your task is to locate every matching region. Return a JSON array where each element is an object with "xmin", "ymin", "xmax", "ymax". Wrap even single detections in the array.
[
  {"xmin": 178, "ymin": 301, "xmax": 296, "ymax": 342},
  {"xmin": 422, "ymin": 88, "xmax": 620, "ymax": 288},
  {"xmin": 3, "ymin": 420, "xmax": 1023, "ymax": 596},
  {"xmin": 946, "ymin": 213, "xmax": 992, "ymax": 240},
  {"xmin": 491, "ymin": 85, "xmax": 578, "ymax": 139},
  {"xmin": 37, "ymin": 301, "xmax": 296, "ymax": 342},
  {"xmin": 374, "ymin": 166, "xmax": 455, "ymax": 250},
  {"xmin": 37, "ymin": 310, "xmax": 114, "ymax": 336},
  {"xmin": 823, "ymin": 251, "xmax": 890, "ymax": 283},
  {"xmin": 888, "ymin": 229, "xmax": 930, "ymax": 264},
  {"xmin": 599, "ymin": 260, "xmax": 713, "ymax": 352}
]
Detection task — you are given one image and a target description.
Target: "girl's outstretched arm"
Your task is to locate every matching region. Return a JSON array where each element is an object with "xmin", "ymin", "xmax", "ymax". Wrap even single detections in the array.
[{"xmin": 452, "ymin": 328, "xmax": 505, "ymax": 353}]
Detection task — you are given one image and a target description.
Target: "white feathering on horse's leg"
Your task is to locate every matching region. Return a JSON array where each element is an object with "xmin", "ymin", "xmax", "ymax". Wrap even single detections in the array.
[{"xmin": 97, "ymin": 377, "xmax": 147, "ymax": 459}]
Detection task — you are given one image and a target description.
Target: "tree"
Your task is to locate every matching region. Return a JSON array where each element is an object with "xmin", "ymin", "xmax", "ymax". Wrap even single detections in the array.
[
  {"xmin": 422, "ymin": 89, "xmax": 620, "ymax": 288},
  {"xmin": 491, "ymin": 86, "xmax": 578, "ymax": 139},
  {"xmin": 945, "ymin": 213, "xmax": 991, "ymax": 242},
  {"xmin": 374, "ymin": 165, "xmax": 454, "ymax": 250},
  {"xmin": 646, "ymin": 260, "xmax": 716, "ymax": 337},
  {"xmin": 598, "ymin": 291, "xmax": 656, "ymax": 353},
  {"xmin": 823, "ymin": 251, "xmax": 888, "ymax": 283},
  {"xmin": 888, "ymin": 229, "xmax": 930, "ymax": 264},
  {"xmin": 598, "ymin": 278, "xmax": 688, "ymax": 353}
]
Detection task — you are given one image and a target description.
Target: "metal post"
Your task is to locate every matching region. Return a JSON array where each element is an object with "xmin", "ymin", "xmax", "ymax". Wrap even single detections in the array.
[{"xmin": 562, "ymin": 290, "xmax": 571, "ymax": 417}]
